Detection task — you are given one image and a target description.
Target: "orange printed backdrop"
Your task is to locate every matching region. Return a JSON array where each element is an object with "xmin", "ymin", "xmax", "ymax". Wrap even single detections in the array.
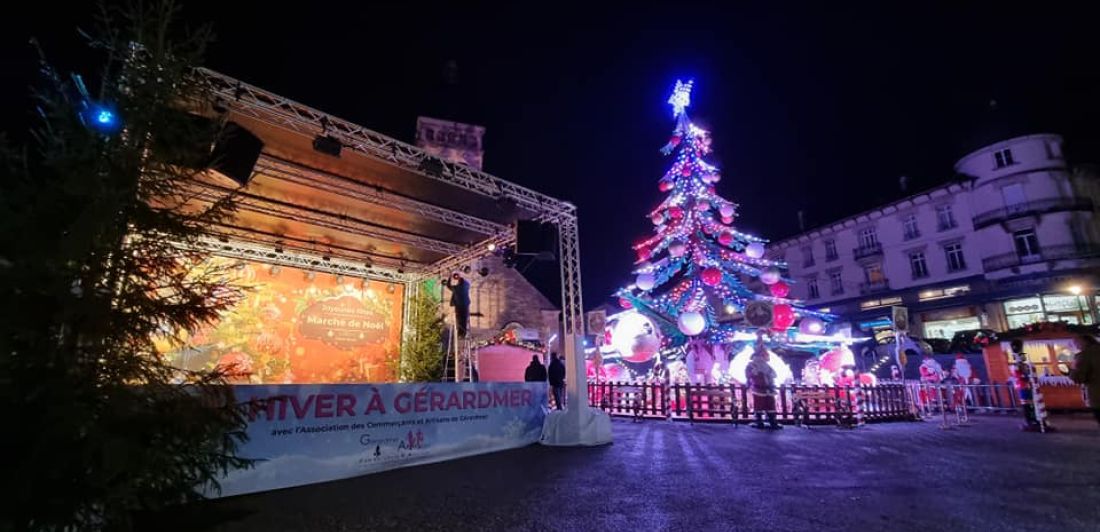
[{"xmin": 161, "ymin": 257, "xmax": 404, "ymax": 384}]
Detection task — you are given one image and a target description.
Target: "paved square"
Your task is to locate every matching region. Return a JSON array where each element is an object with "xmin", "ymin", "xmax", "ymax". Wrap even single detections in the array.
[{"xmin": 159, "ymin": 415, "xmax": 1100, "ymax": 531}]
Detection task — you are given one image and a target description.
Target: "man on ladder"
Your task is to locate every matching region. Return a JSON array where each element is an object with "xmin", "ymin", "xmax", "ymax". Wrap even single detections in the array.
[{"xmin": 444, "ymin": 272, "xmax": 472, "ymax": 381}]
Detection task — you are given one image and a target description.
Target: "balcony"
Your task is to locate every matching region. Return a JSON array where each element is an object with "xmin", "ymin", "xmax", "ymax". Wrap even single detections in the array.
[
  {"xmin": 972, "ymin": 197, "xmax": 1094, "ymax": 230},
  {"xmin": 982, "ymin": 244, "xmax": 1100, "ymax": 271},
  {"xmin": 852, "ymin": 242, "xmax": 883, "ymax": 260},
  {"xmin": 860, "ymin": 279, "xmax": 890, "ymax": 294}
]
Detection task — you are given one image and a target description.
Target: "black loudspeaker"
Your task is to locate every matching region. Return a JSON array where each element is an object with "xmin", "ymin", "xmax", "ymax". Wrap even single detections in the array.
[
  {"xmin": 516, "ymin": 220, "xmax": 557, "ymax": 258},
  {"xmin": 211, "ymin": 122, "xmax": 264, "ymax": 186}
]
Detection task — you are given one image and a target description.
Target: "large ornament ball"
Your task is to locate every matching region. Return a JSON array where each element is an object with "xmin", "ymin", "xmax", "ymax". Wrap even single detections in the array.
[
  {"xmin": 678, "ymin": 311, "xmax": 707, "ymax": 336},
  {"xmin": 636, "ymin": 272, "xmax": 656, "ymax": 291},
  {"xmin": 668, "ymin": 206, "xmax": 684, "ymax": 219},
  {"xmin": 799, "ymin": 316, "xmax": 825, "ymax": 335},
  {"xmin": 636, "ymin": 246, "xmax": 651, "ymax": 261},
  {"xmin": 760, "ymin": 267, "xmax": 781, "ymax": 285},
  {"xmin": 772, "ymin": 304, "xmax": 795, "ymax": 331},
  {"xmin": 703, "ymin": 173, "xmax": 721, "ymax": 184},
  {"xmin": 618, "ymin": 297, "xmax": 633, "ymax": 309},
  {"xmin": 701, "ymin": 267, "xmax": 722, "ymax": 286},
  {"xmin": 721, "ymin": 216, "xmax": 734, "ymax": 225},
  {"xmin": 624, "ymin": 334, "xmax": 660, "ymax": 363},
  {"xmin": 659, "ymin": 180, "xmax": 674, "ymax": 192},
  {"xmin": 769, "ymin": 280, "xmax": 790, "ymax": 298},
  {"xmin": 670, "ymin": 135, "xmax": 681, "ymax": 146},
  {"xmin": 719, "ymin": 204, "xmax": 736, "ymax": 218},
  {"xmin": 669, "ymin": 242, "xmax": 688, "ymax": 257},
  {"xmin": 694, "ymin": 200, "xmax": 710, "ymax": 212},
  {"xmin": 650, "ymin": 213, "xmax": 664, "ymax": 225},
  {"xmin": 745, "ymin": 242, "xmax": 766, "ymax": 259},
  {"xmin": 718, "ymin": 232, "xmax": 734, "ymax": 246}
]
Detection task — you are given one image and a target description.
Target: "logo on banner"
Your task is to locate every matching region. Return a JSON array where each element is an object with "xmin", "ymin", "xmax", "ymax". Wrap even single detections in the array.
[{"xmin": 299, "ymin": 295, "xmax": 389, "ymax": 348}]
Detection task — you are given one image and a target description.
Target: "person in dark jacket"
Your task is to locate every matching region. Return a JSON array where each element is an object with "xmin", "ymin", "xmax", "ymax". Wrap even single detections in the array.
[
  {"xmin": 548, "ymin": 352, "xmax": 566, "ymax": 410},
  {"xmin": 443, "ymin": 272, "xmax": 471, "ymax": 338},
  {"xmin": 524, "ymin": 355, "xmax": 547, "ymax": 383}
]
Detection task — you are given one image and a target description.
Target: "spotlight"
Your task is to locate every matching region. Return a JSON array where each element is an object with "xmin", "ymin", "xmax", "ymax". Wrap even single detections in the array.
[
  {"xmin": 487, "ymin": 243, "xmax": 497, "ymax": 252},
  {"xmin": 312, "ymin": 135, "xmax": 342, "ymax": 157},
  {"xmin": 1069, "ymin": 284, "xmax": 1083, "ymax": 296},
  {"xmin": 82, "ymin": 103, "xmax": 121, "ymax": 134},
  {"xmin": 462, "ymin": 265, "xmax": 472, "ymax": 274},
  {"xmin": 478, "ymin": 266, "xmax": 490, "ymax": 277}
]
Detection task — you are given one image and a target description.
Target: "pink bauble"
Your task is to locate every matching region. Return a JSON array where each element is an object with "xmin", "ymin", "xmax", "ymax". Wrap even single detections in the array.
[
  {"xmin": 701, "ymin": 267, "xmax": 722, "ymax": 286},
  {"xmin": 681, "ymin": 166, "xmax": 692, "ymax": 176},
  {"xmin": 769, "ymin": 280, "xmax": 790, "ymax": 298},
  {"xmin": 694, "ymin": 200, "xmax": 710, "ymax": 212},
  {"xmin": 721, "ymin": 216, "xmax": 734, "ymax": 225},
  {"xmin": 669, "ymin": 135, "xmax": 681, "ymax": 146},
  {"xmin": 636, "ymin": 247, "xmax": 651, "ymax": 261},
  {"xmin": 650, "ymin": 213, "xmax": 664, "ymax": 225},
  {"xmin": 669, "ymin": 242, "xmax": 687, "ymax": 257},
  {"xmin": 618, "ymin": 297, "xmax": 633, "ymax": 309},
  {"xmin": 719, "ymin": 204, "xmax": 736, "ymax": 218},
  {"xmin": 772, "ymin": 304, "xmax": 795, "ymax": 331},
  {"xmin": 659, "ymin": 180, "xmax": 674, "ymax": 192},
  {"xmin": 718, "ymin": 232, "xmax": 733, "ymax": 246},
  {"xmin": 668, "ymin": 206, "xmax": 684, "ymax": 219}
]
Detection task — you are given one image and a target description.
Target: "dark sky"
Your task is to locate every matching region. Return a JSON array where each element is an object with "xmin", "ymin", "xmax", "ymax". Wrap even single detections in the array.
[{"xmin": 4, "ymin": 2, "xmax": 1099, "ymax": 307}]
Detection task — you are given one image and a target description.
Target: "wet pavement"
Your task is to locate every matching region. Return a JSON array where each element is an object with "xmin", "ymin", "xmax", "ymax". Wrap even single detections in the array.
[{"xmin": 156, "ymin": 414, "xmax": 1100, "ymax": 531}]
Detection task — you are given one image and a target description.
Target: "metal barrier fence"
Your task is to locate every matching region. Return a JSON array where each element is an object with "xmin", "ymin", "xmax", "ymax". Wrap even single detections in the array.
[
  {"xmin": 905, "ymin": 382, "xmax": 1021, "ymax": 415},
  {"xmin": 588, "ymin": 381, "xmax": 914, "ymax": 425}
]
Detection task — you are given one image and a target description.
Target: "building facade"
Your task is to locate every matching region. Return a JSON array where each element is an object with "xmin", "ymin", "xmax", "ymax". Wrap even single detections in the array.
[{"xmin": 771, "ymin": 133, "xmax": 1100, "ymax": 341}]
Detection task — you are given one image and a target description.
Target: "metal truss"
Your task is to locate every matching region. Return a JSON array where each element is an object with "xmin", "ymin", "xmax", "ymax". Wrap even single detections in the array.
[
  {"xmin": 254, "ymin": 155, "xmax": 509, "ymax": 237},
  {"xmin": 198, "ymin": 68, "xmax": 576, "ymax": 219},
  {"xmin": 422, "ymin": 231, "xmax": 518, "ymax": 279},
  {"xmin": 557, "ymin": 217, "xmax": 585, "ymax": 340},
  {"xmin": 191, "ymin": 182, "xmax": 465, "ymax": 256},
  {"xmin": 186, "ymin": 236, "xmax": 415, "ymax": 282}
]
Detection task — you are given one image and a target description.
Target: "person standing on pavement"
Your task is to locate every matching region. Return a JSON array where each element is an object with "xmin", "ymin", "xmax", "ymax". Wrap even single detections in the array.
[
  {"xmin": 524, "ymin": 355, "xmax": 547, "ymax": 383},
  {"xmin": 745, "ymin": 341, "xmax": 781, "ymax": 429},
  {"xmin": 1071, "ymin": 334, "xmax": 1100, "ymax": 426},
  {"xmin": 548, "ymin": 352, "xmax": 566, "ymax": 410}
]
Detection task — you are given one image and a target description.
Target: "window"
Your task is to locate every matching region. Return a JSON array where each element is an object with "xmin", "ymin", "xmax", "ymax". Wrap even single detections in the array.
[
  {"xmin": 824, "ymin": 239, "xmax": 838, "ymax": 261},
  {"xmin": 807, "ymin": 279, "xmax": 820, "ymax": 299},
  {"xmin": 994, "ymin": 148, "xmax": 1015, "ymax": 169},
  {"xmin": 864, "ymin": 263, "xmax": 885, "ymax": 283},
  {"xmin": 858, "ymin": 227, "xmax": 878, "ymax": 248},
  {"xmin": 801, "ymin": 245, "xmax": 815, "ymax": 267},
  {"xmin": 944, "ymin": 243, "xmax": 967, "ymax": 272},
  {"xmin": 1001, "ymin": 184, "xmax": 1026, "ymax": 212},
  {"xmin": 1013, "ymin": 229, "xmax": 1040, "ymax": 258},
  {"xmin": 829, "ymin": 271, "xmax": 844, "ymax": 295},
  {"xmin": 909, "ymin": 251, "xmax": 929, "ymax": 279},
  {"xmin": 903, "ymin": 215, "xmax": 920, "ymax": 240},
  {"xmin": 936, "ymin": 204, "xmax": 956, "ymax": 231}
]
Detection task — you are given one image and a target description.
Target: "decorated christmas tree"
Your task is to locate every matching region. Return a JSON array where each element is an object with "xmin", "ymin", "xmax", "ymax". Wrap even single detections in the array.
[{"xmin": 620, "ymin": 80, "xmax": 830, "ymax": 347}]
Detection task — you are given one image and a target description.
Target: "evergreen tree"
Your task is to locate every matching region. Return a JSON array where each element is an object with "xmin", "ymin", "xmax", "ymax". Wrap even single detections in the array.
[
  {"xmin": 0, "ymin": 2, "xmax": 251, "ymax": 528},
  {"xmin": 621, "ymin": 80, "xmax": 828, "ymax": 345},
  {"xmin": 398, "ymin": 281, "xmax": 446, "ymax": 382}
]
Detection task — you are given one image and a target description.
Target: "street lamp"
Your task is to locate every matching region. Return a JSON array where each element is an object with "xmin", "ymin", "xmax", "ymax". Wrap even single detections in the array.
[{"xmin": 1069, "ymin": 285, "xmax": 1082, "ymax": 296}]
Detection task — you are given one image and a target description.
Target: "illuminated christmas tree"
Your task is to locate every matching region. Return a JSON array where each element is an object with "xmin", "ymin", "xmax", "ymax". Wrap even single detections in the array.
[{"xmin": 620, "ymin": 80, "xmax": 829, "ymax": 346}]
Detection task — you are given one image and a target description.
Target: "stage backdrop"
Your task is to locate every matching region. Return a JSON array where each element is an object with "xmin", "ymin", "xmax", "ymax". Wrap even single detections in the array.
[
  {"xmin": 159, "ymin": 257, "xmax": 405, "ymax": 384},
  {"xmin": 218, "ymin": 382, "xmax": 547, "ymax": 496}
]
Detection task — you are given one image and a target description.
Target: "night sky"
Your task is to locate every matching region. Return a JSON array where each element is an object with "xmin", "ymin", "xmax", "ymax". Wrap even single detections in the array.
[{"xmin": 4, "ymin": 2, "xmax": 1098, "ymax": 307}]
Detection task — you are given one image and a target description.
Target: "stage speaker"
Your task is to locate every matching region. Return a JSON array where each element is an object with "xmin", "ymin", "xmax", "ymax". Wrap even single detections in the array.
[
  {"xmin": 516, "ymin": 220, "xmax": 557, "ymax": 259},
  {"xmin": 211, "ymin": 122, "xmax": 264, "ymax": 186}
]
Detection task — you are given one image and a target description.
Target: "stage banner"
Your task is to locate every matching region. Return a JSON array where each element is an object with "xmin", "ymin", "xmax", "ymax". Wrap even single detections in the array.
[
  {"xmin": 415, "ymin": 116, "xmax": 485, "ymax": 170},
  {"xmin": 217, "ymin": 382, "xmax": 548, "ymax": 497}
]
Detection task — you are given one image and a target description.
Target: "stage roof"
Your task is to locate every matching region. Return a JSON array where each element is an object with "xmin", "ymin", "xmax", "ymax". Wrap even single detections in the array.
[{"xmin": 196, "ymin": 68, "xmax": 575, "ymax": 277}]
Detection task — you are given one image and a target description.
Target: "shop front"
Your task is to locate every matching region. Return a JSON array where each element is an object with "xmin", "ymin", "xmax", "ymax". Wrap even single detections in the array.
[
  {"xmin": 920, "ymin": 306, "xmax": 982, "ymax": 341},
  {"xmin": 1002, "ymin": 294, "xmax": 1094, "ymax": 329}
]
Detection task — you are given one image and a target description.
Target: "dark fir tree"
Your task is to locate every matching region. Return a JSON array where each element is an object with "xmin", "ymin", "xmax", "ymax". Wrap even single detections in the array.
[
  {"xmin": 0, "ymin": 2, "xmax": 251, "ymax": 528},
  {"xmin": 398, "ymin": 281, "xmax": 446, "ymax": 382}
]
